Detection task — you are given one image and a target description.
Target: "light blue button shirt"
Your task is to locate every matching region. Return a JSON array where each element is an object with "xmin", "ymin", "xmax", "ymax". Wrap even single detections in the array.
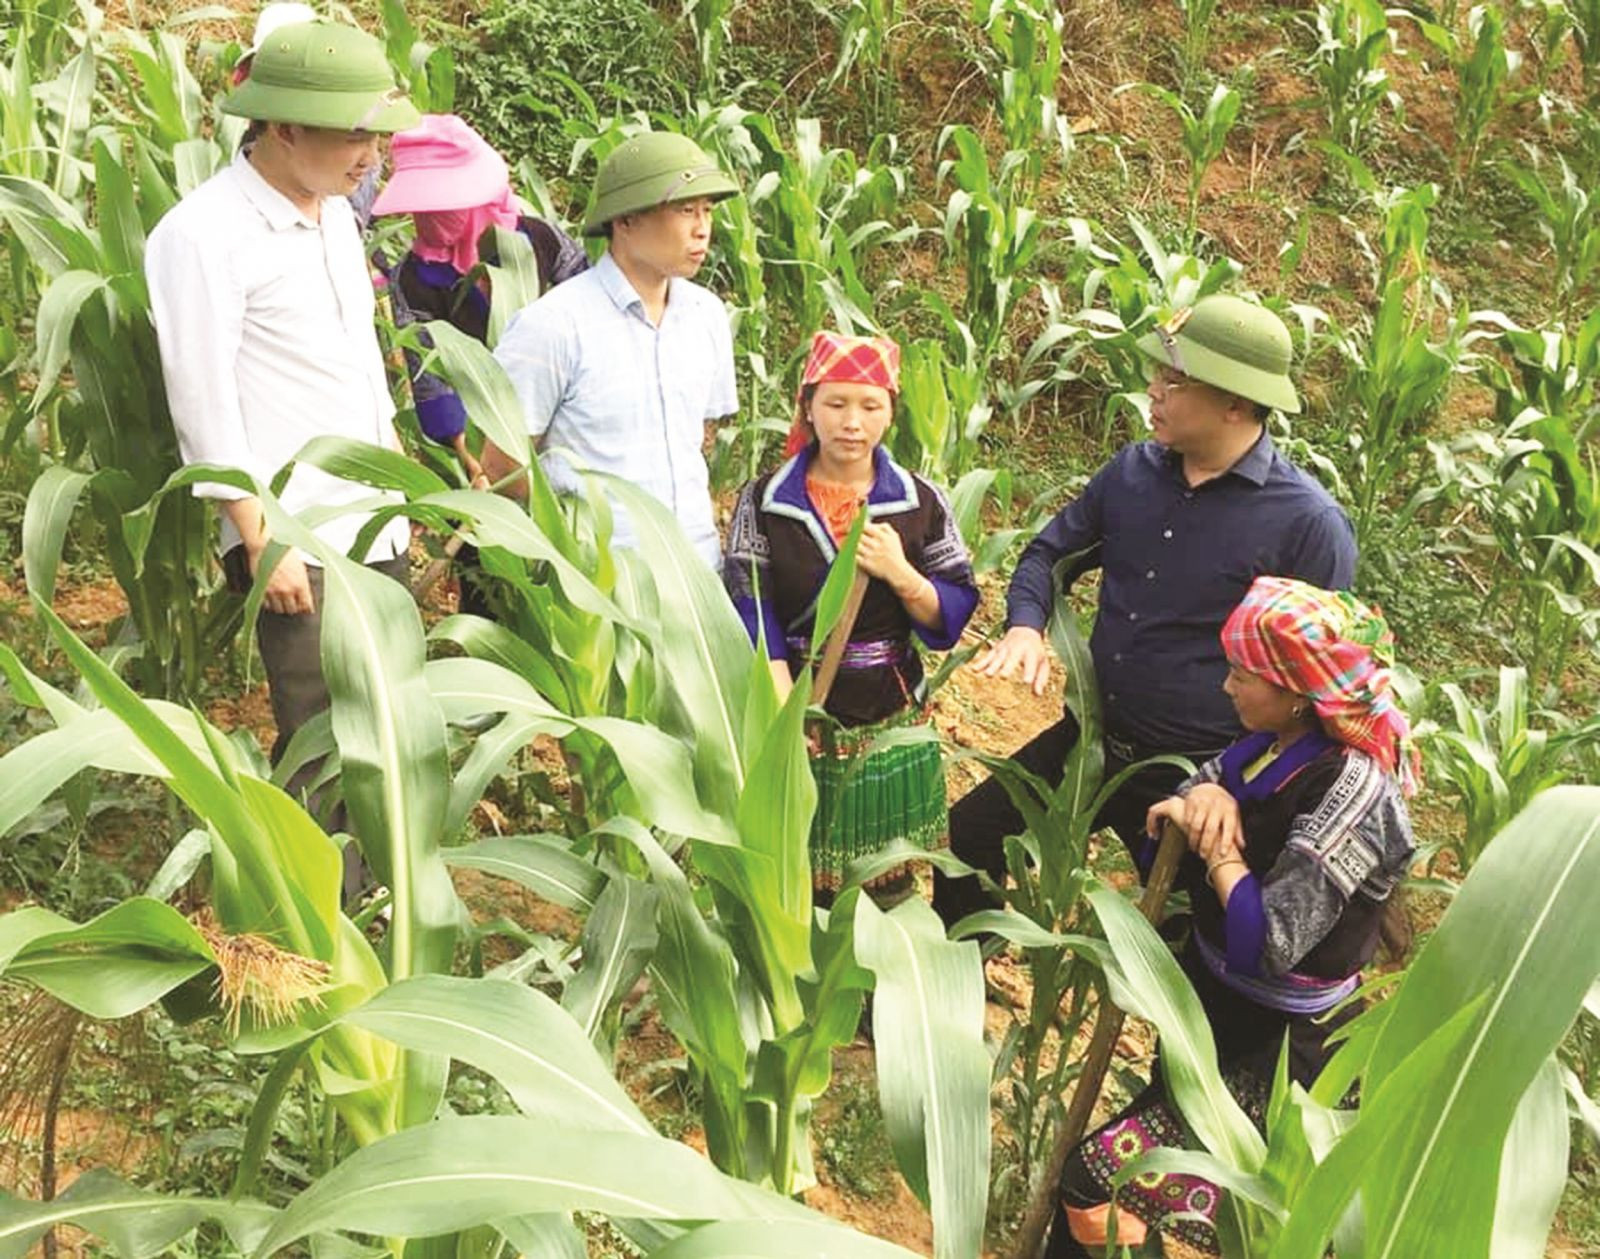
[{"xmin": 494, "ymin": 251, "xmax": 738, "ymax": 567}]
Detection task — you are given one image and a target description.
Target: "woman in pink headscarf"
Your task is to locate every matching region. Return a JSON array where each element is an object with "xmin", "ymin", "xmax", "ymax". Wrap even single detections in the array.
[{"xmin": 373, "ymin": 114, "xmax": 587, "ymax": 615}]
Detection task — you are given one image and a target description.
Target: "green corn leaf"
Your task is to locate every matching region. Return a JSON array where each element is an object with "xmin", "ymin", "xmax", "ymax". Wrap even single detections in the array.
[
  {"xmin": 1114, "ymin": 1147, "xmax": 1285, "ymax": 1220},
  {"xmin": 1346, "ymin": 786, "xmax": 1600, "ymax": 1257},
  {"xmin": 599, "ymin": 474, "xmax": 753, "ymax": 818},
  {"xmin": 0, "ymin": 899, "xmax": 214, "ymax": 1019},
  {"xmin": 21, "ymin": 462, "xmax": 89, "ymax": 603},
  {"xmin": 1087, "ymin": 883, "xmax": 1266, "ymax": 1170},
  {"xmin": 807, "ymin": 506, "xmax": 868, "ymax": 662},
  {"xmin": 445, "ymin": 835, "xmax": 606, "ymax": 914},
  {"xmin": 0, "ymin": 175, "xmax": 98, "ymax": 276},
  {"xmin": 343, "ymin": 976, "xmax": 654, "ymax": 1134},
  {"xmin": 1270, "ymin": 997, "xmax": 1490, "ymax": 1259},
  {"xmin": 484, "ymin": 225, "xmax": 541, "ymax": 347},
  {"xmin": 144, "ymin": 828, "xmax": 212, "ymax": 903},
  {"xmin": 598, "ymin": 817, "xmax": 749, "ymax": 1170},
  {"xmin": 0, "ymin": 1170, "xmax": 273, "ymax": 1259},
  {"xmin": 411, "ymin": 488, "xmax": 626, "ymax": 622},
  {"xmin": 251, "ymin": 1117, "xmax": 818, "ymax": 1256},
  {"xmin": 853, "ymin": 894, "xmax": 990, "ymax": 1259},
  {"xmin": 294, "ymin": 435, "xmax": 451, "ymax": 500},
  {"xmin": 91, "ymin": 135, "xmax": 146, "ymax": 278},
  {"xmin": 31, "ymin": 269, "xmax": 109, "ymax": 409},
  {"xmin": 421, "ymin": 319, "xmax": 531, "ymax": 470},
  {"xmin": 561, "ymin": 871, "xmax": 659, "ymax": 1051},
  {"xmin": 493, "ymin": 1214, "xmax": 587, "ymax": 1259},
  {"xmin": 28, "ymin": 600, "xmax": 333, "ymax": 962},
  {"xmin": 1490, "ymin": 1056, "xmax": 1569, "ymax": 1259},
  {"xmin": 644, "ymin": 1220, "xmax": 920, "ymax": 1257},
  {"xmin": 47, "ymin": 46, "xmax": 95, "ymax": 199}
]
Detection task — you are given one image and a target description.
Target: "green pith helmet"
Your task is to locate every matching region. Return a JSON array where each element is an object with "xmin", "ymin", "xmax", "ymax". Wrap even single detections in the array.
[
  {"xmin": 582, "ymin": 132, "xmax": 740, "ymax": 237},
  {"xmin": 1135, "ymin": 294, "xmax": 1302, "ymax": 414},
  {"xmin": 223, "ymin": 20, "xmax": 420, "ymax": 133}
]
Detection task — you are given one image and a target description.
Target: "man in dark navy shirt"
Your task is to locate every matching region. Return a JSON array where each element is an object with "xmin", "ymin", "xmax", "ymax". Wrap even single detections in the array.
[{"xmin": 934, "ymin": 295, "xmax": 1357, "ymax": 928}]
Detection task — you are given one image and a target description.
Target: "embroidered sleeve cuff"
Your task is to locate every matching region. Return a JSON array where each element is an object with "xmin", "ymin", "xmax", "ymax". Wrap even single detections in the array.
[
  {"xmin": 914, "ymin": 577, "xmax": 980, "ymax": 651},
  {"xmin": 1225, "ymin": 873, "xmax": 1267, "ymax": 977},
  {"xmin": 415, "ymin": 391, "xmax": 468, "ymax": 443}
]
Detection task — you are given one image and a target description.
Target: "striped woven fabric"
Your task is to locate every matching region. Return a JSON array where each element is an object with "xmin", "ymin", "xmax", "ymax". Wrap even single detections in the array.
[
  {"xmin": 809, "ymin": 710, "xmax": 946, "ymax": 891},
  {"xmin": 1221, "ymin": 576, "xmax": 1419, "ymax": 791}
]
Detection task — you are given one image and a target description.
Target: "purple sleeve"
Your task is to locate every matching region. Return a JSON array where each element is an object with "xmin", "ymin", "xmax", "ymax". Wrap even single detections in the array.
[
  {"xmin": 734, "ymin": 596, "xmax": 789, "ymax": 664},
  {"xmin": 1225, "ymin": 873, "xmax": 1267, "ymax": 977},
  {"xmin": 415, "ymin": 390, "xmax": 468, "ymax": 443},
  {"xmin": 912, "ymin": 576, "xmax": 979, "ymax": 651}
]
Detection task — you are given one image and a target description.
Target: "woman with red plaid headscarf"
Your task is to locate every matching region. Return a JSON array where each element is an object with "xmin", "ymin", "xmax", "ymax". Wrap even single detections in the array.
[
  {"xmin": 1045, "ymin": 576, "xmax": 1417, "ymax": 1259},
  {"xmin": 723, "ymin": 331, "xmax": 979, "ymax": 900}
]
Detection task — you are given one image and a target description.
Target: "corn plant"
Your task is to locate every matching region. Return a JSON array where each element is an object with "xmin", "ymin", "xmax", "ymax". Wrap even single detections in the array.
[
  {"xmin": 682, "ymin": 0, "xmax": 736, "ymax": 91},
  {"xmin": 1065, "ymin": 214, "xmax": 1241, "ymax": 447},
  {"xmin": 0, "ymin": 8, "xmax": 95, "ymax": 200},
  {"xmin": 1478, "ymin": 306, "xmax": 1600, "ymax": 432},
  {"xmin": 1, "ymin": 449, "xmax": 994, "ymax": 1252},
  {"xmin": 378, "ymin": 0, "xmax": 456, "ymax": 113},
  {"xmin": 1435, "ymin": 405, "xmax": 1600, "ymax": 687},
  {"xmin": 945, "ymin": 599, "xmax": 1192, "ymax": 1202},
  {"xmin": 1123, "ymin": 80, "xmax": 1242, "ymax": 244},
  {"xmin": 975, "ymin": 0, "xmax": 1071, "ymax": 184},
  {"xmin": 4, "ymin": 127, "xmax": 244, "ymax": 704},
  {"xmin": 1327, "ymin": 183, "xmax": 1467, "ymax": 559},
  {"xmin": 1523, "ymin": 0, "xmax": 1575, "ymax": 91},
  {"xmin": 1176, "ymin": 0, "xmax": 1220, "ymax": 92},
  {"xmin": 1413, "ymin": 3, "xmax": 1523, "ymax": 190},
  {"xmin": 743, "ymin": 116, "xmax": 911, "ymax": 339},
  {"xmin": 1307, "ymin": 0, "xmax": 1396, "ymax": 156},
  {"xmin": 1502, "ymin": 149, "xmax": 1600, "ymax": 320},
  {"xmin": 1570, "ymin": 0, "xmax": 1600, "ymax": 95},
  {"xmin": 891, "ymin": 335, "xmax": 989, "ymax": 482},
  {"xmin": 1440, "ymin": 312, "xmax": 1600, "ymax": 680},
  {"xmin": 827, "ymin": 0, "xmax": 905, "ymax": 128},
  {"xmin": 1411, "ymin": 665, "xmax": 1600, "ymax": 875},
  {"xmin": 936, "ymin": 124, "xmax": 1044, "ymax": 371}
]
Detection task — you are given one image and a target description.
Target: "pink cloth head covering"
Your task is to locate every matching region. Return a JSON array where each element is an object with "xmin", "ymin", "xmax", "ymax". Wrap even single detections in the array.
[{"xmin": 372, "ymin": 114, "xmax": 519, "ymax": 273}]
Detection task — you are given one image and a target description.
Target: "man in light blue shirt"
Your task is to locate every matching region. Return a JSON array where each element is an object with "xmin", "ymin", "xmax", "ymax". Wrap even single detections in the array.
[{"xmin": 487, "ymin": 132, "xmax": 740, "ymax": 567}]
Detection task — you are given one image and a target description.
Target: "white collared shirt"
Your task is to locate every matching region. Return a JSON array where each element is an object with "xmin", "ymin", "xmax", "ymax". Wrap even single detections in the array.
[
  {"xmin": 493, "ymin": 251, "xmax": 737, "ymax": 567},
  {"xmin": 145, "ymin": 151, "xmax": 408, "ymax": 564}
]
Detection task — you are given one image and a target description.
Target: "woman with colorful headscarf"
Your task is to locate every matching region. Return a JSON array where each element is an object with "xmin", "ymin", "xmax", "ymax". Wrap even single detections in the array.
[
  {"xmin": 373, "ymin": 114, "xmax": 588, "ymax": 614},
  {"xmin": 723, "ymin": 332, "xmax": 979, "ymax": 900},
  {"xmin": 1044, "ymin": 576, "xmax": 1418, "ymax": 1259}
]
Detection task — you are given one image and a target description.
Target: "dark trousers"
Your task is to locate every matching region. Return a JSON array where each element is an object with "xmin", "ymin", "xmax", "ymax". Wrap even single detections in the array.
[
  {"xmin": 224, "ymin": 547, "xmax": 410, "ymax": 899},
  {"xmin": 931, "ymin": 712, "xmax": 1215, "ymax": 929}
]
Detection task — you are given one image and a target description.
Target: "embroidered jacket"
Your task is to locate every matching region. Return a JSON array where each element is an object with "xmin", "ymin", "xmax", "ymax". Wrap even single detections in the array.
[
  {"xmin": 724, "ymin": 445, "xmax": 979, "ymax": 727},
  {"xmin": 1179, "ymin": 738, "xmax": 1414, "ymax": 982}
]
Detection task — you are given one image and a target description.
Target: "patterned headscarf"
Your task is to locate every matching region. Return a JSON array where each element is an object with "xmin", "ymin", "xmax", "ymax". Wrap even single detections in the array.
[
  {"xmin": 785, "ymin": 331, "xmax": 901, "ymax": 457},
  {"xmin": 1222, "ymin": 576, "xmax": 1421, "ymax": 794}
]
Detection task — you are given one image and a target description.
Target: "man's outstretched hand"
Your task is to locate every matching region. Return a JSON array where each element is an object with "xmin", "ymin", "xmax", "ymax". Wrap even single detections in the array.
[{"xmin": 971, "ymin": 625, "xmax": 1054, "ymax": 696}]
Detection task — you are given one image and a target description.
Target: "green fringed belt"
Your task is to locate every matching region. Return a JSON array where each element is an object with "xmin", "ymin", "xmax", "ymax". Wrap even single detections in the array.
[{"xmin": 809, "ymin": 708, "xmax": 948, "ymax": 891}]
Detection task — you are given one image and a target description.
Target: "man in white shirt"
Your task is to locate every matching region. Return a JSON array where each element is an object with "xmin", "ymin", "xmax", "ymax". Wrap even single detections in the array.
[
  {"xmin": 485, "ymin": 132, "xmax": 740, "ymax": 568},
  {"xmin": 145, "ymin": 19, "xmax": 418, "ymax": 797}
]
